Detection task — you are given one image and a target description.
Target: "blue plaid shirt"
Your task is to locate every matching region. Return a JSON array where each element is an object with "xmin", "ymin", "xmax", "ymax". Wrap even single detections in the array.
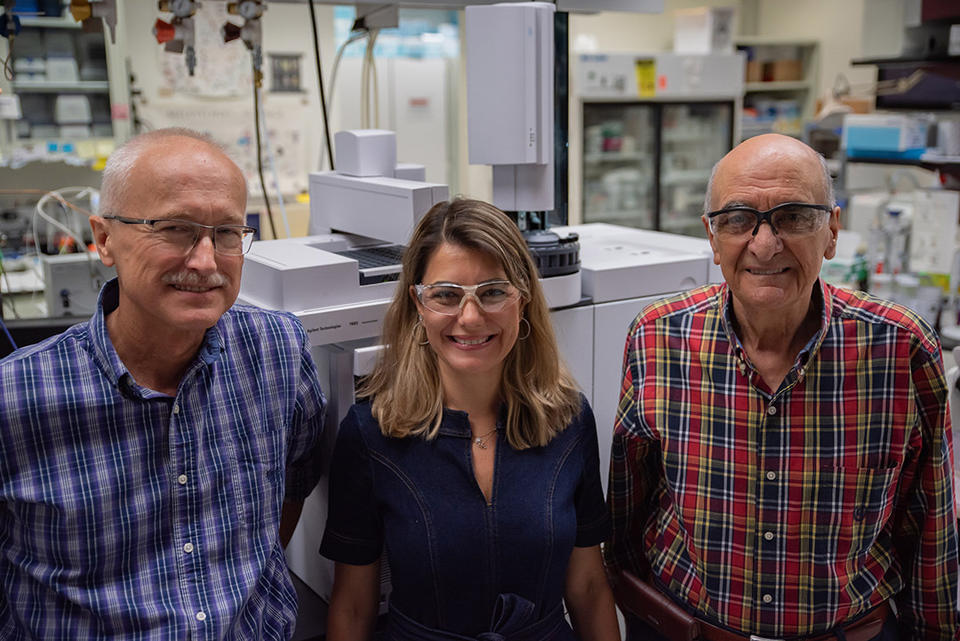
[{"xmin": 0, "ymin": 279, "xmax": 326, "ymax": 641}]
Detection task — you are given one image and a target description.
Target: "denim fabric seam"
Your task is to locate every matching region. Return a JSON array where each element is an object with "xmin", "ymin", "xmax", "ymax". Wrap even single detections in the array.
[
  {"xmin": 535, "ymin": 428, "xmax": 584, "ymax": 606},
  {"xmin": 367, "ymin": 448, "xmax": 444, "ymax": 620},
  {"xmin": 486, "ymin": 436, "xmax": 501, "ymax": 613}
]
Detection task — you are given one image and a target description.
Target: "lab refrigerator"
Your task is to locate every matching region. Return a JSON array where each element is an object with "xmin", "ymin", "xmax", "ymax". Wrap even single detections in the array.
[{"xmin": 577, "ymin": 52, "xmax": 743, "ymax": 237}]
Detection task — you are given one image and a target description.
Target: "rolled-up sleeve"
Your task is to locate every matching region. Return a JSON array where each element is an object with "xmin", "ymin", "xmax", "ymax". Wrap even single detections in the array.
[
  {"xmin": 320, "ymin": 406, "xmax": 383, "ymax": 565},
  {"xmin": 283, "ymin": 324, "xmax": 327, "ymax": 502},
  {"xmin": 575, "ymin": 399, "xmax": 611, "ymax": 547}
]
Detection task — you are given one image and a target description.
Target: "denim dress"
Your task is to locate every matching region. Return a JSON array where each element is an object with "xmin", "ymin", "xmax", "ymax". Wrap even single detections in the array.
[{"xmin": 320, "ymin": 397, "xmax": 610, "ymax": 640}]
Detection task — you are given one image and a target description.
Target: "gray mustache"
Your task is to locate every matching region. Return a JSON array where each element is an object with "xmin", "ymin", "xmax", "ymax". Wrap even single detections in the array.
[{"xmin": 163, "ymin": 271, "xmax": 229, "ymax": 288}]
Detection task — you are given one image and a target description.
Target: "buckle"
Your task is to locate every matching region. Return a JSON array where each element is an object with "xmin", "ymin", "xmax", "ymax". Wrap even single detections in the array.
[{"xmin": 750, "ymin": 637, "xmax": 784, "ymax": 641}]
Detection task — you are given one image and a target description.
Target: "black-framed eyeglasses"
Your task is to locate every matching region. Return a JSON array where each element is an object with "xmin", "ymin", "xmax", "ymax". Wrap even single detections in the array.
[
  {"xmin": 706, "ymin": 202, "xmax": 832, "ymax": 238},
  {"xmin": 103, "ymin": 215, "xmax": 257, "ymax": 256},
  {"xmin": 415, "ymin": 280, "xmax": 521, "ymax": 315}
]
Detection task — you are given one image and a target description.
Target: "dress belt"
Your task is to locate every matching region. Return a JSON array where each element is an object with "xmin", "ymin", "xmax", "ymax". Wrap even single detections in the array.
[
  {"xmin": 696, "ymin": 601, "xmax": 891, "ymax": 641},
  {"xmin": 389, "ymin": 593, "xmax": 568, "ymax": 641}
]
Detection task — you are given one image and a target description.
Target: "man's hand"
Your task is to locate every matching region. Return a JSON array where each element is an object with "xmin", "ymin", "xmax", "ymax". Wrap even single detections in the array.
[{"xmin": 280, "ymin": 500, "xmax": 304, "ymax": 548}]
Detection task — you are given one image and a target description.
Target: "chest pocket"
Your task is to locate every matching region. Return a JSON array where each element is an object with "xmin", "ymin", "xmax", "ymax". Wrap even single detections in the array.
[
  {"xmin": 812, "ymin": 465, "xmax": 899, "ymax": 560},
  {"xmin": 229, "ymin": 427, "xmax": 285, "ymax": 527}
]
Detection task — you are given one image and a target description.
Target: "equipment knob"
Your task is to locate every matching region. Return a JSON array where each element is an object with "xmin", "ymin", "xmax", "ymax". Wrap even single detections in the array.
[
  {"xmin": 221, "ymin": 21, "xmax": 242, "ymax": 43},
  {"xmin": 153, "ymin": 18, "xmax": 177, "ymax": 44}
]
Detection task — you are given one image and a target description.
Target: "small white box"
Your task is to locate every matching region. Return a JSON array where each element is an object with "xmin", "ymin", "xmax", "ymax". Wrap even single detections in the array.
[
  {"xmin": 394, "ymin": 163, "xmax": 426, "ymax": 181},
  {"xmin": 59, "ymin": 124, "xmax": 91, "ymax": 138},
  {"xmin": 31, "ymin": 124, "xmax": 60, "ymax": 138},
  {"xmin": 42, "ymin": 253, "xmax": 116, "ymax": 317},
  {"xmin": 673, "ymin": 6, "xmax": 736, "ymax": 54},
  {"xmin": 54, "ymin": 95, "xmax": 92, "ymax": 124},
  {"xmin": 334, "ymin": 130, "xmax": 397, "ymax": 177},
  {"xmin": 14, "ymin": 57, "xmax": 46, "ymax": 74},
  {"xmin": 46, "ymin": 57, "xmax": 79, "ymax": 82}
]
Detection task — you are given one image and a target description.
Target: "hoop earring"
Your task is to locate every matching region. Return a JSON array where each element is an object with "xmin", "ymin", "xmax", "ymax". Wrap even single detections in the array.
[
  {"xmin": 518, "ymin": 317, "xmax": 531, "ymax": 341},
  {"xmin": 416, "ymin": 316, "xmax": 430, "ymax": 346}
]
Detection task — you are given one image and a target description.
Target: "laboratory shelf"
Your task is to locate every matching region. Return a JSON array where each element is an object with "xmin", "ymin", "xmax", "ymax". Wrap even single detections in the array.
[
  {"xmin": 19, "ymin": 15, "xmax": 81, "ymax": 29},
  {"xmin": 744, "ymin": 80, "xmax": 812, "ymax": 92},
  {"xmin": 12, "ymin": 80, "xmax": 110, "ymax": 93},
  {"xmin": 661, "ymin": 168, "xmax": 713, "ymax": 185},
  {"xmin": 584, "ymin": 151, "xmax": 648, "ymax": 164}
]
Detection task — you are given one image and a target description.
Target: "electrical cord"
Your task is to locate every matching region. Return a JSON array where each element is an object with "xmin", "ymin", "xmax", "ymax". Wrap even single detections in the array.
[
  {"xmin": 31, "ymin": 187, "xmax": 101, "ymax": 312},
  {"xmin": 0, "ymin": 314, "xmax": 16, "ymax": 352},
  {"xmin": 252, "ymin": 62, "xmax": 278, "ymax": 240},
  {"xmin": 319, "ymin": 30, "xmax": 368, "ymax": 170},
  {"xmin": 33, "ymin": 187, "xmax": 96, "ymax": 255},
  {"xmin": 361, "ymin": 28, "xmax": 380, "ymax": 129},
  {"xmin": 0, "ymin": 245, "xmax": 19, "ymax": 320},
  {"xmin": 307, "ymin": 0, "xmax": 335, "ymax": 171},
  {"xmin": 256, "ymin": 85, "xmax": 291, "ymax": 238},
  {"xmin": 1, "ymin": 33, "xmax": 14, "ymax": 81},
  {"xmin": 369, "ymin": 29, "xmax": 380, "ymax": 128}
]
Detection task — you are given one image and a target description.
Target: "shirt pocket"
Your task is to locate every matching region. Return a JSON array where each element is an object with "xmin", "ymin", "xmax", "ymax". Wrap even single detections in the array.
[
  {"xmin": 813, "ymin": 464, "xmax": 899, "ymax": 560},
  {"xmin": 229, "ymin": 428, "xmax": 285, "ymax": 528}
]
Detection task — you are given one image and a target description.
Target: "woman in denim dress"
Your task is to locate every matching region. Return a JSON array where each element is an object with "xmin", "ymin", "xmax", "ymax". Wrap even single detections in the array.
[{"xmin": 321, "ymin": 199, "xmax": 619, "ymax": 641}]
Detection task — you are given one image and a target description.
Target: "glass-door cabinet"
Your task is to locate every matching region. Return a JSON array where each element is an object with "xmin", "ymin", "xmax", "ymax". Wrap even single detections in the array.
[{"xmin": 582, "ymin": 99, "xmax": 733, "ymax": 238}]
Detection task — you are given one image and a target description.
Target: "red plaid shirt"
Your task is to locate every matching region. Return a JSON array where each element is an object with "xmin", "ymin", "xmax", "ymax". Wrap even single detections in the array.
[{"xmin": 604, "ymin": 280, "xmax": 959, "ymax": 640}]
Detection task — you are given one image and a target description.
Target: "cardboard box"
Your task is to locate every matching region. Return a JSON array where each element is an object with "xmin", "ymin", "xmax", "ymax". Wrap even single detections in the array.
[
  {"xmin": 745, "ymin": 60, "xmax": 762, "ymax": 82},
  {"xmin": 765, "ymin": 59, "xmax": 803, "ymax": 82},
  {"xmin": 815, "ymin": 97, "xmax": 873, "ymax": 114},
  {"xmin": 673, "ymin": 6, "xmax": 736, "ymax": 54}
]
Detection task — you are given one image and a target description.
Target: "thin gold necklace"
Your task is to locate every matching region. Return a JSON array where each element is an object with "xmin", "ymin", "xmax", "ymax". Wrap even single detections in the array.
[{"xmin": 473, "ymin": 427, "xmax": 497, "ymax": 449}]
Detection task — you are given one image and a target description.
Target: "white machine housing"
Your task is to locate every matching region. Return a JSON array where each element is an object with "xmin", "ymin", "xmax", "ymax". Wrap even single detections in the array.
[
  {"xmin": 307, "ymin": 171, "xmax": 448, "ymax": 245},
  {"xmin": 577, "ymin": 51, "xmax": 745, "ymax": 100},
  {"xmin": 42, "ymin": 252, "xmax": 116, "ymax": 317},
  {"xmin": 465, "ymin": 2, "xmax": 555, "ymax": 211},
  {"xmin": 334, "ymin": 129, "xmax": 398, "ymax": 178}
]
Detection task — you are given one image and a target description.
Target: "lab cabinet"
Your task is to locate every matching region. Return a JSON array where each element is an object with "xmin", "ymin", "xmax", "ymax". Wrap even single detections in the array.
[
  {"xmin": 0, "ymin": 3, "xmax": 131, "ymax": 162},
  {"xmin": 735, "ymin": 37, "xmax": 820, "ymax": 141},
  {"xmin": 576, "ymin": 52, "xmax": 742, "ymax": 238},
  {"xmin": 581, "ymin": 99, "xmax": 733, "ymax": 237}
]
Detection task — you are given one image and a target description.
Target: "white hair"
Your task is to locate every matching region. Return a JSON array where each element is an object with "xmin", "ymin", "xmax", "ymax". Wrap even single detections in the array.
[
  {"xmin": 703, "ymin": 144, "xmax": 836, "ymax": 214},
  {"xmin": 99, "ymin": 128, "xmax": 245, "ymax": 215}
]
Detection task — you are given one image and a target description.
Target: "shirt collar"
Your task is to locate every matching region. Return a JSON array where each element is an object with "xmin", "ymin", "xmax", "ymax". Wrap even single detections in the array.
[
  {"xmin": 720, "ymin": 278, "xmax": 832, "ymax": 379},
  {"xmin": 87, "ymin": 278, "xmax": 227, "ymax": 399},
  {"xmin": 437, "ymin": 403, "xmax": 508, "ymax": 438}
]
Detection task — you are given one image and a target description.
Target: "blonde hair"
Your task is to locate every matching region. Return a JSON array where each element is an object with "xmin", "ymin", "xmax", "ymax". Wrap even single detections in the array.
[{"xmin": 359, "ymin": 198, "xmax": 582, "ymax": 450}]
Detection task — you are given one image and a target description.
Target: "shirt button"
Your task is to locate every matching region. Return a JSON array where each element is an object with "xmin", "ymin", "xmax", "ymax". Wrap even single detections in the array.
[
  {"xmin": 767, "ymin": 405, "xmax": 777, "ymax": 416},
  {"xmin": 178, "ymin": 474, "xmax": 188, "ymax": 485},
  {"xmin": 172, "ymin": 403, "xmax": 180, "ymax": 415},
  {"xmin": 764, "ymin": 531, "xmax": 775, "ymax": 541},
  {"xmin": 765, "ymin": 471, "xmax": 777, "ymax": 481},
  {"xmin": 763, "ymin": 594, "xmax": 773, "ymax": 604},
  {"xmin": 195, "ymin": 611, "xmax": 207, "ymax": 622},
  {"xmin": 183, "ymin": 542, "xmax": 194, "ymax": 553}
]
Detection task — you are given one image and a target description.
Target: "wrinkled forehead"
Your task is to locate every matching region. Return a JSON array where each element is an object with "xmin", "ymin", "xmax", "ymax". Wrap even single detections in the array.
[
  {"xmin": 711, "ymin": 142, "xmax": 828, "ymax": 209},
  {"xmin": 129, "ymin": 141, "xmax": 247, "ymax": 221}
]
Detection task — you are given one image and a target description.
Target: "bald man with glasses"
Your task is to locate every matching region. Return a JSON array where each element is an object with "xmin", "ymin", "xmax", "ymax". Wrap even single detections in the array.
[
  {"xmin": 0, "ymin": 128, "xmax": 326, "ymax": 640},
  {"xmin": 604, "ymin": 134, "xmax": 959, "ymax": 641}
]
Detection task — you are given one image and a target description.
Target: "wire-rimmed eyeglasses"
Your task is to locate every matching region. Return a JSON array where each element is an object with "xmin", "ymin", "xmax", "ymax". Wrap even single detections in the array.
[
  {"xmin": 103, "ymin": 215, "xmax": 257, "ymax": 256},
  {"xmin": 706, "ymin": 202, "xmax": 832, "ymax": 238},
  {"xmin": 415, "ymin": 280, "xmax": 521, "ymax": 315}
]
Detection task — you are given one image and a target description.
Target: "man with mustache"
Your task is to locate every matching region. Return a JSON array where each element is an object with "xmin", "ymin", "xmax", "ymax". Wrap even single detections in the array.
[
  {"xmin": 0, "ymin": 128, "xmax": 326, "ymax": 640},
  {"xmin": 605, "ymin": 134, "xmax": 958, "ymax": 641}
]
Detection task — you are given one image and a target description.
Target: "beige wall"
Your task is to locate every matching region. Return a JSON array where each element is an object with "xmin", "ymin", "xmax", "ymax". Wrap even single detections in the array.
[
  {"xmin": 754, "ymin": 0, "xmax": 875, "ymax": 104},
  {"xmin": 570, "ymin": 0, "xmax": 748, "ymax": 53}
]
